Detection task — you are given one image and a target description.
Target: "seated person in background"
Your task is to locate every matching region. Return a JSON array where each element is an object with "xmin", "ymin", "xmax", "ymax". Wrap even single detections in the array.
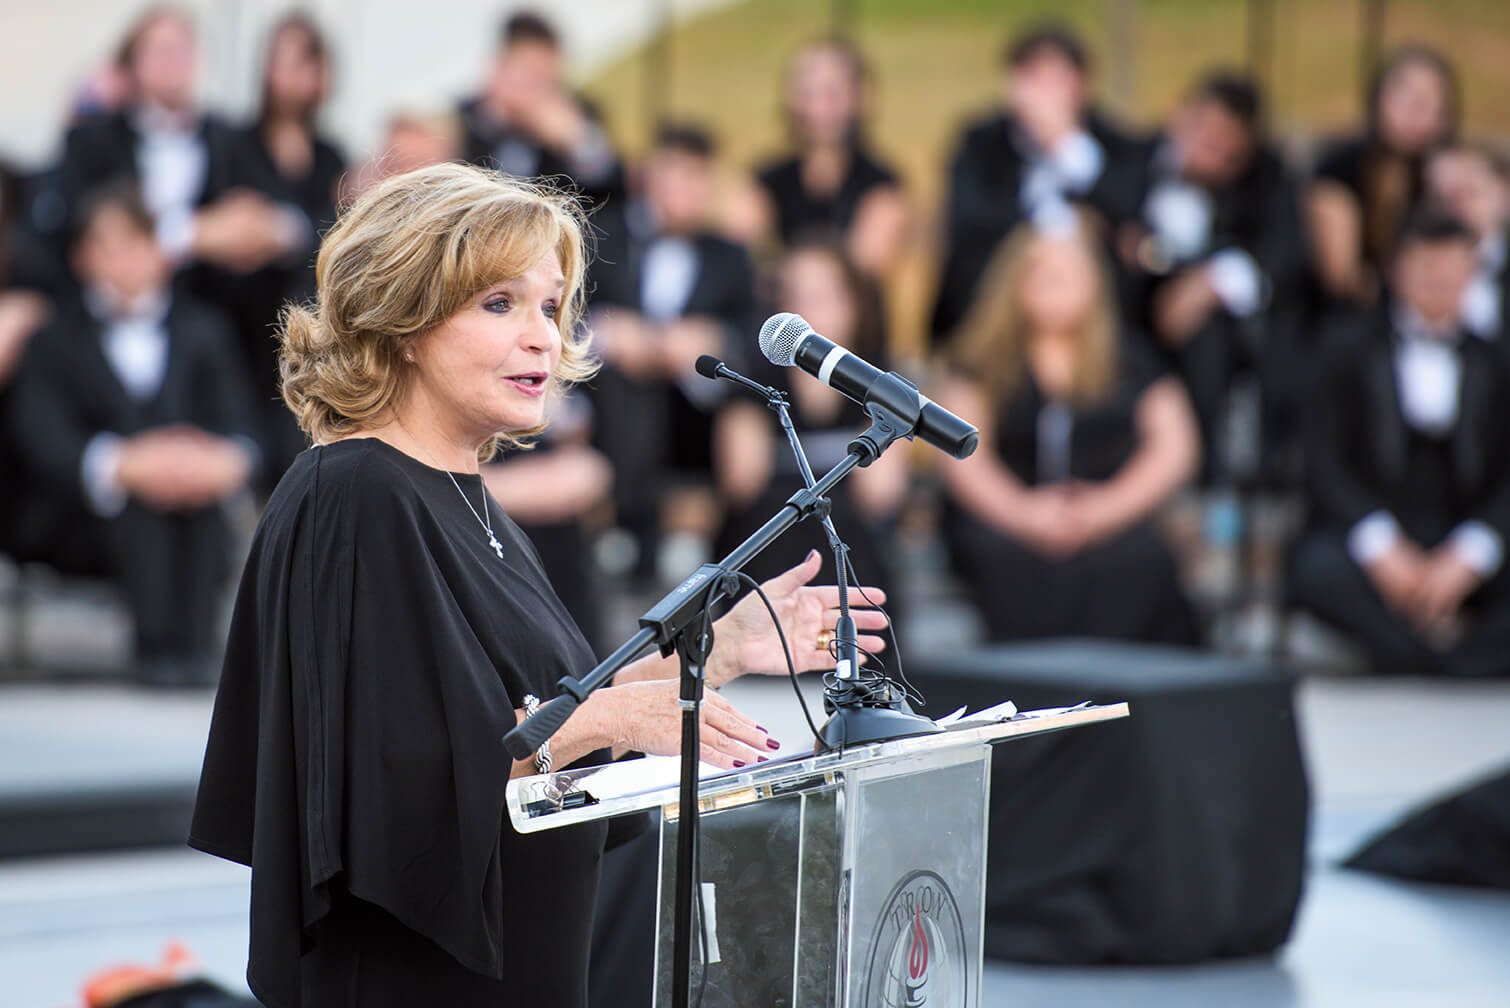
[
  {"xmin": 930, "ymin": 21, "xmax": 1140, "ymax": 346},
  {"xmin": 343, "ymin": 107, "xmax": 464, "ymax": 200},
  {"xmin": 6, "ymin": 184, "xmax": 259, "ymax": 687},
  {"xmin": 457, "ymin": 10, "xmax": 621, "ymax": 204},
  {"xmin": 1424, "ymin": 139, "xmax": 1510, "ymax": 342},
  {"xmin": 0, "ymin": 164, "xmax": 56, "ymax": 558},
  {"xmin": 483, "ymin": 391, "xmax": 613, "ymax": 655},
  {"xmin": 1116, "ymin": 71, "xmax": 1308, "ymax": 484},
  {"xmin": 38, "ymin": 7, "xmax": 304, "ymax": 293},
  {"xmin": 588, "ymin": 123, "xmax": 758, "ymax": 583},
  {"xmin": 937, "ymin": 211, "xmax": 1201, "ymax": 645},
  {"xmin": 729, "ymin": 36, "xmax": 909, "ymax": 278},
  {"xmin": 714, "ymin": 240, "xmax": 909, "ymax": 613},
  {"xmin": 219, "ymin": 12, "xmax": 347, "ymax": 489},
  {"xmin": 1290, "ymin": 211, "xmax": 1510, "ymax": 677},
  {"xmin": 1308, "ymin": 44, "xmax": 1458, "ymax": 311}
]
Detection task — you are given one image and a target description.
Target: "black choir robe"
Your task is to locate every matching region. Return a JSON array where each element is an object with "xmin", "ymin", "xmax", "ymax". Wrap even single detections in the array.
[
  {"xmin": 586, "ymin": 199, "xmax": 759, "ymax": 539},
  {"xmin": 457, "ymin": 94, "xmax": 623, "ymax": 207},
  {"xmin": 1290, "ymin": 310, "xmax": 1510, "ymax": 676},
  {"xmin": 34, "ymin": 108, "xmax": 244, "ymax": 299},
  {"xmin": 930, "ymin": 107, "xmax": 1141, "ymax": 344},
  {"xmin": 6, "ymin": 294, "xmax": 258, "ymax": 664},
  {"xmin": 211, "ymin": 124, "xmax": 347, "ymax": 487}
]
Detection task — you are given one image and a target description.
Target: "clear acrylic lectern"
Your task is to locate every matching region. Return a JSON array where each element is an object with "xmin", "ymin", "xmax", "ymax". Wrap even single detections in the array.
[{"xmin": 506, "ymin": 701, "xmax": 1128, "ymax": 1007}]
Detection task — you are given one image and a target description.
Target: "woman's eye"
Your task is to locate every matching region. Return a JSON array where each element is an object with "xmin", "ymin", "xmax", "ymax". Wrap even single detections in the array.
[
  {"xmin": 542, "ymin": 302, "xmax": 559, "ymax": 320},
  {"xmin": 484, "ymin": 297, "xmax": 511, "ymax": 314}
]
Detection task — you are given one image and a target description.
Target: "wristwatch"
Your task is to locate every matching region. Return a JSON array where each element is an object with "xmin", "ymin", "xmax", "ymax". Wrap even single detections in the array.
[{"xmin": 521, "ymin": 694, "xmax": 553, "ymax": 776}]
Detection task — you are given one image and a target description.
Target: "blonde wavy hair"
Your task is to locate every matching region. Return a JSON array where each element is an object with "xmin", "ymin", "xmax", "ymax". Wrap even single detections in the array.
[
  {"xmin": 279, "ymin": 162, "xmax": 597, "ymax": 458},
  {"xmin": 946, "ymin": 214, "xmax": 1119, "ymax": 407}
]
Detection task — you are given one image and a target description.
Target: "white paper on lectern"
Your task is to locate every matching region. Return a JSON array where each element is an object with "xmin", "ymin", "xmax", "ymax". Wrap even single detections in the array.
[{"xmin": 936, "ymin": 699, "xmax": 1019, "ymax": 727}]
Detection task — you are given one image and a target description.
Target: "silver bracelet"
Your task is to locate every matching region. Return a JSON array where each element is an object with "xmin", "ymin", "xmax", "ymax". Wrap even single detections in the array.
[{"xmin": 521, "ymin": 694, "xmax": 553, "ymax": 776}]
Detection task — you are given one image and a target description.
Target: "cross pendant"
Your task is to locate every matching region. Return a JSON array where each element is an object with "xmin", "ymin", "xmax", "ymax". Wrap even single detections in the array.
[{"xmin": 488, "ymin": 531, "xmax": 504, "ymax": 559}]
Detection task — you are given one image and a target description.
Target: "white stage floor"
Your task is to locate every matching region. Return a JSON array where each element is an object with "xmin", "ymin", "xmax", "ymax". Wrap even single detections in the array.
[{"xmin": 2, "ymin": 674, "xmax": 1508, "ymax": 1007}]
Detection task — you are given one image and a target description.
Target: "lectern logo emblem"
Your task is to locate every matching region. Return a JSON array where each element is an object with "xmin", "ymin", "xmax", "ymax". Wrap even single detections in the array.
[{"xmin": 864, "ymin": 869, "xmax": 968, "ymax": 1007}]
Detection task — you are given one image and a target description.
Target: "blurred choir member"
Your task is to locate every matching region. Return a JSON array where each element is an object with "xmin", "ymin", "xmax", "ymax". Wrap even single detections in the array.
[
  {"xmin": 588, "ymin": 124, "xmax": 758, "ymax": 582},
  {"xmin": 1291, "ymin": 212, "xmax": 1510, "ymax": 677},
  {"xmin": 216, "ymin": 13, "xmax": 346, "ymax": 487},
  {"xmin": 931, "ymin": 22, "xmax": 1140, "ymax": 345},
  {"xmin": 65, "ymin": 55, "xmax": 131, "ymax": 126},
  {"xmin": 0, "ymin": 164, "xmax": 56, "ymax": 558},
  {"xmin": 40, "ymin": 7, "xmax": 304, "ymax": 295},
  {"xmin": 6, "ymin": 185, "xmax": 258, "ymax": 687},
  {"xmin": 730, "ymin": 37, "xmax": 909, "ymax": 278},
  {"xmin": 482, "ymin": 395, "xmax": 613, "ymax": 655},
  {"xmin": 457, "ymin": 10, "xmax": 621, "ymax": 203},
  {"xmin": 1116, "ymin": 71, "xmax": 1308, "ymax": 483},
  {"xmin": 714, "ymin": 241, "xmax": 909, "ymax": 605},
  {"xmin": 343, "ymin": 108, "xmax": 465, "ymax": 199},
  {"xmin": 937, "ymin": 213, "xmax": 1200, "ymax": 644},
  {"xmin": 1424, "ymin": 140, "xmax": 1510, "ymax": 342},
  {"xmin": 1308, "ymin": 45, "xmax": 1459, "ymax": 310}
]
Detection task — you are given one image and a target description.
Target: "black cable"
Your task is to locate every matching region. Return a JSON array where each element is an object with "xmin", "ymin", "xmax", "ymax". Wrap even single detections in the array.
[
  {"xmin": 733, "ymin": 571, "xmax": 824, "ymax": 747},
  {"xmin": 838, "ymin": 553, "xmax": 928, "ymax": 710}
]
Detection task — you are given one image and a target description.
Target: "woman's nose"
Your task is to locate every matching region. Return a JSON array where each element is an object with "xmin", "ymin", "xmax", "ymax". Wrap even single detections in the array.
[{"xmin": 521, "ymin": 309, "xmax": 559, "ymax": 353}]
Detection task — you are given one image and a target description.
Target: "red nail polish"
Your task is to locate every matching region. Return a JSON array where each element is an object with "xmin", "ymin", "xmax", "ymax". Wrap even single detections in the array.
[
  {"xmin": 733, "ymin": 760, "xmax": 747, "ymax": 768},
  {"xmin": 766, "ymin": 738, "xmax": 781, "ymax": 750},
  {"xmin": 757, "ymin": 725, "xmax": 768, "ymax": 733},
  {"xmin": 757, "ymin": 756, "xmax": 769, "ymax": 762}
]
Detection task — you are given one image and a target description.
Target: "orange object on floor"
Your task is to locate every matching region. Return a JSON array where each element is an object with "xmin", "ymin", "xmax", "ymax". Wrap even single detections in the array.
[{"xmin": 80, "ymin": 941, "xmax": 197, "ymax": 1008}]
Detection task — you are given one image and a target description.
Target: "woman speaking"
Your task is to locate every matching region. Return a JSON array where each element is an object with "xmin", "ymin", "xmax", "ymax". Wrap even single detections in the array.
[{"xmin": 189, "ymin": 163, "xmax": 885, "ymax": 1007}]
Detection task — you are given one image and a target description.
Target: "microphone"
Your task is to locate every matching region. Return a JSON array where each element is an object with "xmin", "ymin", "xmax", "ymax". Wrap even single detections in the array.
[
  {"xmin": 693, "ymin": 354, "xmax": 721, "ymax": 381},
  {"xmin": 695, "ymin": 354, "xmax": 786, "ymax": 400},
  {"xmin": 758, "ymin": 313, "xmax": 978, "ymax": 460}
]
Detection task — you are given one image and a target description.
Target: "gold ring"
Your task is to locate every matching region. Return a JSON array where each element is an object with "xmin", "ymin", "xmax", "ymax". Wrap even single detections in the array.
[{"xmin": 816, "ymin": 629, "xmax": 833, "ymax": 653}]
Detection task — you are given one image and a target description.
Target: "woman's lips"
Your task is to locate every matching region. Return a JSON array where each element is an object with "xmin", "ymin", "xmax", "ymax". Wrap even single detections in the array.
[{"xmin": 503, "ymin": 372, "xmax": 547, "ymax": 397}]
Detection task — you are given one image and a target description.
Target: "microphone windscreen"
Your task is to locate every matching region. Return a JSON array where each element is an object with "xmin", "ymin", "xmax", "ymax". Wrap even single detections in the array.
[
  {"xmin": 694, "ymin": 355, "xmax": 722, "ymax": 380},
  {"xmin": 758, "ymin": 312, "xmax": 812, "ymax": 367}
]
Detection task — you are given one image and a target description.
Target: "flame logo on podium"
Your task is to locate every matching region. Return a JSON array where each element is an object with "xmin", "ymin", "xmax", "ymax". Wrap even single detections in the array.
[
  {"xmin": 906, "ymin": 907, "xmax": 929, "ymax": 1005},
  {"xmin": 864, "ymin": 870, "xmax": 968, "ymax": 1007}
]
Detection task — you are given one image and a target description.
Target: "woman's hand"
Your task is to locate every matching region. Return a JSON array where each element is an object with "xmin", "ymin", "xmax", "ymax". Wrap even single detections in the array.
[
  {"xmin": 597, "ymin": 679, "xmax": 778, "ymax": 770},
  {"xmin": 708, "ymin": 550, "xmax": 891, "ymax": 686}
]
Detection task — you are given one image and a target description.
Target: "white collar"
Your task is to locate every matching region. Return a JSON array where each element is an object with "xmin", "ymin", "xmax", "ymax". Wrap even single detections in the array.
[
  {"xmin": 1392, "ymin": 304, "xmax": 1460, "ymax": 347},
  {"xmin": 131, "ymin": 101, "xmax": 199, "ymax": 136},
  {"xmin": 85, "ymin": 286, "xmax": 171, "ymax": 327}
]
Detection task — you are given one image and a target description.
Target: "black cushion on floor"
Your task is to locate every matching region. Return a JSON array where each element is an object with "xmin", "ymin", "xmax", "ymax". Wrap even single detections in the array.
[
  {"xmin": 912, "ymin": 639, "xmax": 1310, "ymax": 965},
  {"xmin": 1345, "ymin": 765, "xmax": 1510, "ymax": 890}
]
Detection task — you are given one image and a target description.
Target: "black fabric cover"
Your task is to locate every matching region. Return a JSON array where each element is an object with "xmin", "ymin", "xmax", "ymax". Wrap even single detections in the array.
[
  {"xmin": 912, "ymin": 640, "xmax": 1309, "ymax": 964},
  {"xmin": 1345, "ymin": 766, "xmax": 1510, "ymax": 890}
]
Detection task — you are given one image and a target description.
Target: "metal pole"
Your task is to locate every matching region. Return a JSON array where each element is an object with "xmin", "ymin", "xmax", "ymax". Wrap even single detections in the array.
[
  {"xmin": 644, "ymin": 0, "xmax": 673, "ymax": 143},
  {"xmin": 1106, "ymin": 0, "xmax": 1138, "ymax": 123},
  {"xmin": 1359, "ymin": 0, "xmax": 1387, "ymax": 105},
  {"xmin": 1247, "ymin": 0, "xmax": 1273, "ymax": 91}
]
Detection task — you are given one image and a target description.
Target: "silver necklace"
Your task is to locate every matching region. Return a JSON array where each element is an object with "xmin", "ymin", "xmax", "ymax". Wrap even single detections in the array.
[
  {"xmin": 447, "ymin": 470, "xmax": 505, "ymax": 560},
  {"xmin": 395, "ymin": 423, "xmax": 504, "ymax": 560}
]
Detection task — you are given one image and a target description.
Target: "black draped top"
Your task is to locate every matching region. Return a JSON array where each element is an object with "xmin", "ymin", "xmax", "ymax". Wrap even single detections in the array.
[
  {"xmin": 989, "ymin": 338, "xmax": 1167, "ymax": 486},
  {"xmin": 755, "ymin": 148, "xmax": 899, "ymax": 246},
  {"xmin": 190, "ymin": 437, "xmax": 609, "ymax": 1007}
]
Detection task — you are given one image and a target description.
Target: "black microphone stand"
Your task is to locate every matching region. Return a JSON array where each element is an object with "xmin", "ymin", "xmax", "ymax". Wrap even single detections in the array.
[
  {"xmin": 751, "ymin": 368, "xmax": 940, "ymax": 751},
  {"xmin": 503, "ymin": 367, "xmax": 938, "ymax": 1008}
]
